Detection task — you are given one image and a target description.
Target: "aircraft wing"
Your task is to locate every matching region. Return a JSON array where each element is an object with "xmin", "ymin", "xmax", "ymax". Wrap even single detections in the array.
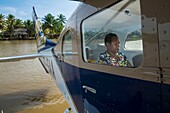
[
  {"xmin": 0, "ymin": 53, "xmax": 46, "ymax": 62},
  {"xmin": 72, "ymin": 0, "xmax": 118, "ymax": 8}
]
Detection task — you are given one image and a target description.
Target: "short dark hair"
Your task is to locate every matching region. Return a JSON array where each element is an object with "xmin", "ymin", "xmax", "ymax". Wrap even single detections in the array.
[{"xmin": 104, "ymin": 33, "xmax": 118, "ymax": 46}]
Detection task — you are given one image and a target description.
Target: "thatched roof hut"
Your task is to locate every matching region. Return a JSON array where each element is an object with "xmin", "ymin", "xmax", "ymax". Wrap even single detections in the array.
[{"xmin": 14, "ymin": 28, "xmax": 28, "ymax": 39}]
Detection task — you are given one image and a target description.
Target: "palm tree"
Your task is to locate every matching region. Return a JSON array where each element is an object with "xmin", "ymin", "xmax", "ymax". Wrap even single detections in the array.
[
  {"xmin": 23, "ymin": 20, "xmax": 34, "ymax": 37},
  {"xmin": 0, "ymin": 14, "xmax": 6, "ymax": 39},
  {"xmin": 0, "ymin": 14, "xmax": 5, "ymax": 30},
  {"xmin": 57, "ymin": 14, "xmax": 67, "ymax": 25},
  {"xmin": 14, "ymin": 19, "xmax": 24, "ymax": 28},
  {"xmin": 42, "ymin": 13, "xmax": 57, "ymax": 35},
  {"xmin": 41, "ymin": 13, "xmax": 67, "ymax": 38},
  {"xmin": 6, "ymin": 14, "xmax": 15, "ymax": 37},
  {"xmin": 55, "ymin": 14, "xmax": 67, "ymax": 35},
  {"xmin": 54, "ymin": 19, "xmax": 64, "ymax": 35},
  {"xmin": 0, "ymin": 14, "xmax": 5, "ymax": 21}
]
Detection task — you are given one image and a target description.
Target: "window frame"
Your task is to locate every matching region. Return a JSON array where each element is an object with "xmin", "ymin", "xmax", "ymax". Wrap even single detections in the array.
[{"xmin": 62, "ymin": 30, "xmax": 73, "ymax": 61}]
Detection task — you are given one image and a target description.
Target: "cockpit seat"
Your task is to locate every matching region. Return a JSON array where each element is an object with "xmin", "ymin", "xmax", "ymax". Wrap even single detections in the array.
[{"xmin": 132, "ymin": 54, "xmax": 143, "ymax": 67}]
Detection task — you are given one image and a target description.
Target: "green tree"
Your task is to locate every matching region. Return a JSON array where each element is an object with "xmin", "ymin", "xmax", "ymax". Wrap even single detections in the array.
[
  {"xmin": 55, "ymin": 14, "xmax": 67, "ymax": 34},
  {"xmin": 23, "ymin": 20, "xmax": 34, "ymax": 37},
  {"xmin": 42, "ymin": 13, "xmax": 57, "ymax": 35},
  {"xmin": 42, "ymin": 13, "xmax": 67, "ymax": 37},
  {"xmin": 0, "ymin": 14, "xmax": 6, "ymax": 30},
  {"xmin": 6, "ymin": 14, "xmax": 15, "ymax": 37},
  {"xmin": 57, "ymin": 14, "xmax": 67, "ymax": 24},
  {"xmin": 14, "ymin": 19, "xmax": 24, "ymax": 28},
  {"xmin": 53, "ymin": 19, "xmax": 63, "ymax": 35}
]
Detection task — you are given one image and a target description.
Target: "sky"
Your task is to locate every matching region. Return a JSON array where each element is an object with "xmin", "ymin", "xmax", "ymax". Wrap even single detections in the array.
[{"xmin": 0, "ymin": 0, "xmax": 80, "ymax": 20}]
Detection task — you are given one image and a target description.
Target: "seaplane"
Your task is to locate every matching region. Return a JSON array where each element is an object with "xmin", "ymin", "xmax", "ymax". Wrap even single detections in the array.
[{"xmin": 1, "ymin": 0, "xmax": 170, "ymax": 113}]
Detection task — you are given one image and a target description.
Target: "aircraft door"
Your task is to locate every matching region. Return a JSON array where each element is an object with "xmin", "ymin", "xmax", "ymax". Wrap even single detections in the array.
[{"xmin": 79, "ymin": 0, "xmax": 162, "ymax": 113}]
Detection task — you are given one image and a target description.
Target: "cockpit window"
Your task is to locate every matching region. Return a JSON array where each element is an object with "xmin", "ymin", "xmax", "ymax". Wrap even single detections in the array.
[{"xmin": 81, "ymin": 0, "xmax": 143, "ymax": 67}]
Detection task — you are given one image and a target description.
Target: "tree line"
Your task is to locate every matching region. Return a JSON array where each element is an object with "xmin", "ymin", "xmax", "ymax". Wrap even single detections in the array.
[{"xmin": 0, "ymin": 13, "xmax": 67, "ymax": 40}]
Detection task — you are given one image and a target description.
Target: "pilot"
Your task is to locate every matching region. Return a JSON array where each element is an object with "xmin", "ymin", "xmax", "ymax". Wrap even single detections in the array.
[{"xmin": 97, "ymin": 33, "xmax": 131, "ymax": 67}]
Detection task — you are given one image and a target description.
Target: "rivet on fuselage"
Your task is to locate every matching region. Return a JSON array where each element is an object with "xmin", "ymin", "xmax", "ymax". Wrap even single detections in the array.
[
  {"xmin": 163, "ymin": 31, "xmax": 167, "ymax": 35},
  {"xmin": 161, "ymin": 18, "xmax": 165, "ymax": 22},
  {"xmin": 163, "ymin": 44, "xmax": 166, "ymax": 48},
  {"xmin": 152, "ymin": 18, "xmax": 154, "ymax": 21}
]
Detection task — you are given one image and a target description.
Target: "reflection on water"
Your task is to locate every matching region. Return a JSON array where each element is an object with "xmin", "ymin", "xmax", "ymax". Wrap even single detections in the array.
[{"xmin": 0, "ymin": 40, "xmax": 68, "ymax": 113}]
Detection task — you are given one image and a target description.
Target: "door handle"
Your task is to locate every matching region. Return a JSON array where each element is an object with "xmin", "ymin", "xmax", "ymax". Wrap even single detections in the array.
[{"xmin": 83, "ymin": 85, "xmax": 96, "ymax": 94}]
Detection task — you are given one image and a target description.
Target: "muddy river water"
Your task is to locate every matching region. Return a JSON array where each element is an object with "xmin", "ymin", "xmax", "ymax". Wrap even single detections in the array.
[{"xmin": 0, "ymin": 40, "xmax": 69, "ymax": 113}]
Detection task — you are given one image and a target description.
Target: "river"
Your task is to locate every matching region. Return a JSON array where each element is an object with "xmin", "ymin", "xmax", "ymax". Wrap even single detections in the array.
[{"xmin": 0, "ymin": 40, "xmax": 69, "ymax": 113}]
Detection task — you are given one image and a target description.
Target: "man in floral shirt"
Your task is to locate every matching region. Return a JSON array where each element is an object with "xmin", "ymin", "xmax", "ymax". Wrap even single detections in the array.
[{"xmin": 97, "ymin": 33, "xmax": 131, "ymax": 67}]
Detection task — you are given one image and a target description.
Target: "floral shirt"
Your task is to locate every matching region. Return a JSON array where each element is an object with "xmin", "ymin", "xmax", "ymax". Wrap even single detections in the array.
[{"xmin": 97, "ymin": 51, "xmax": 129, "ymax": 67}]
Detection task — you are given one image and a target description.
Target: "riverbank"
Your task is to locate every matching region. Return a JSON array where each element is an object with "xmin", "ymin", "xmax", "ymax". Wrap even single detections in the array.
[
  {"xmin": 0, "ymin": 37, "xmax": 36, "ymax": 41},
  {"xmin": 0, "ymin": 34, "xmax": 59, "ymax": 41},
  {"xmin": 0, "ymin": 37, "xmax": 58, "ymax": 41}
]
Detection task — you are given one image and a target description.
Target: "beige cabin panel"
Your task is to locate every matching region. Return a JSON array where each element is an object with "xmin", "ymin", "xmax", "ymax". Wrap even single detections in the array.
[
  {"xmin": 157, "ymin": 0, "xmax": 170, "ymax": 68},
  {"xmin": 140, "ymin": 0, "xmax": 159, "ymax": 67},
  {"xmin": 142, "ymin": 33, "xmax": 159, "ymax": 67}
]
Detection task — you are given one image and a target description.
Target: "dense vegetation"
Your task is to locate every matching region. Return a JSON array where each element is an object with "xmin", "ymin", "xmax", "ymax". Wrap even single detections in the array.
[{"xmin": 0, "ymin": 13, "xmax": 67, "ymax": 40}]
